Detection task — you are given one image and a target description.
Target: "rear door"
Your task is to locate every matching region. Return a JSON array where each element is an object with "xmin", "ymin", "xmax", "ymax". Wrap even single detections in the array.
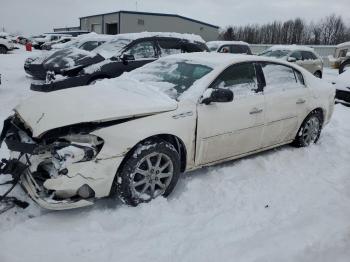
[
  {"xmin": 196, "ymin": 62, "xmax": 265, "ymax": 165},
  {"xmin": 260, "ymin": 62, "xmax": 309, "ymax": 147}
]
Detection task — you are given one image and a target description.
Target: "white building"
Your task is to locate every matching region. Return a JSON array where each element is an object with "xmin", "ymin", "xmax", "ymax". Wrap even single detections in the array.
[{"xmin": 79, "ymin": 10, "xmax": 219, "ymax": 41}]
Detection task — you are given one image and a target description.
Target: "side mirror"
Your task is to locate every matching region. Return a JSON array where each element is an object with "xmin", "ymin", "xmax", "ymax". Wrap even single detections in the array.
[
  {"xmin": 202, "ymin": 88, "xmax": 234, "ymax": 105},
  {"xmin": 287, "ymin": 57, "xmax": 297, "ymax": 63},
  {"xmin": 120, "ymin": 53, "xmax": 135, "ymax": 65}
]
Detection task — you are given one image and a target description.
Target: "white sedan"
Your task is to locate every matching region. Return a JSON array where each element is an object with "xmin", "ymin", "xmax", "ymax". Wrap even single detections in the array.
[{"xmin": 0, "ymin": 53, "xmax": 335, "ymax": 210}]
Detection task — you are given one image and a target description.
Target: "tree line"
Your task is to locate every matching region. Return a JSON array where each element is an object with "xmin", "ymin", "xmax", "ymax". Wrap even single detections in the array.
[{"xmin": 219, "ymin": 14, "xmax": 350, "ymax": 45}]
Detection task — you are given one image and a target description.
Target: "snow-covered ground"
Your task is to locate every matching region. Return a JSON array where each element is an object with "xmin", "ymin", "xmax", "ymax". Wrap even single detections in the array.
[{"xmin": 0, "ymin": 48, "xmax": 350, "ymax": 262}]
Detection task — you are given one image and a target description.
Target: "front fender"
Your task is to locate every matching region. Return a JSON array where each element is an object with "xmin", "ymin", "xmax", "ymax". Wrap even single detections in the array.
[{"xmin": 92, "ymin": 104, "xmax": 197, "ymax": 170}]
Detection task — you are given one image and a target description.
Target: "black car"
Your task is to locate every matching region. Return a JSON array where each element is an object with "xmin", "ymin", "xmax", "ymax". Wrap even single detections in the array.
[{"xmin": 29, "ymin": 34, "xmax": 208, "ymax": 92}]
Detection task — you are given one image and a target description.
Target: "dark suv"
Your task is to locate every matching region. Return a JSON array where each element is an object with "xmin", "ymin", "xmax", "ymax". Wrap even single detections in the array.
[{"xmin": 30, "ymin": 33, "xmax": 208, "ymax": 92}]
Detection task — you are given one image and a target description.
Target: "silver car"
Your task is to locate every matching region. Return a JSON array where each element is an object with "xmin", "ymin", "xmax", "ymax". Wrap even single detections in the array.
[{"xmin": 260, "ymin": 46, "xmax": 323, "ymax": 78}]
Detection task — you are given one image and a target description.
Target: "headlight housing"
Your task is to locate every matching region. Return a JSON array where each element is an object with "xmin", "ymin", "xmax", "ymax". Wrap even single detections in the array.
[{"xmin": 51, "ymin": 134, "xmax": 104, "ymax": 170}]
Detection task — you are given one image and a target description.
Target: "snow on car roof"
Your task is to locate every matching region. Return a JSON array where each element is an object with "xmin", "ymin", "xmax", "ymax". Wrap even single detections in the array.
[
  {"xmin": 336, "ymin": 41, "xmax": 350, "ymax": 48},
  {"xmin": 157, "ymin": 52, "xmax": 299, "ymax": 69},
  {"xmin": 267, "ymin": 45, "xmax": 315, "ymax": 52},
  {"xmin": 207, "ymin": 40, "xmax": 250, "ymax": 46},
  {"xmin": 106, "ymin": 31, "xmax": 205, "ymax": 43}
]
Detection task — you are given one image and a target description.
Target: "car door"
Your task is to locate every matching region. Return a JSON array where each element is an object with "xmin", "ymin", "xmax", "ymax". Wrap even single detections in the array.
[
  {"xmin": 157, "ymin": 38, "xmax": 182, "ymax": 57},
  {"xmin": 260, "ymin": 62, "xmax": 309, "ymax": 147},
  {"xmin": 196, "ymin": 62, "xmax": 265, "ymax": 165},
  {"xmin": 122, "ymin": 40, "xmax": 158, "ymax": 71}
]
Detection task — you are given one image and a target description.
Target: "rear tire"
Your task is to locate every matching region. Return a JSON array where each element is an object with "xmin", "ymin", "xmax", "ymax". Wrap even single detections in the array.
[
  {"xmin": 0, "ymin": 45, "xmax": 7, "ymax": 54},
  {"xmin": 339, "ymin": 60, "xmax": 350, "ymax": 74},
  {"xmin": 112, "ymin": 139, "xmax": 181, "ymax": 206},
  {"xmin": 292, "ymin": 111, "xmax": 323, "ymax": 147}
]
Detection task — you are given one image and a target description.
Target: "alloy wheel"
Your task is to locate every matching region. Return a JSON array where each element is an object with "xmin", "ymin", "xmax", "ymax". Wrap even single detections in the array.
[
  {"xmin": 131, "ymin": 152, "xmax": 174, "ymax": 201},
  {"xmin": 302, "ymin": 116, "xmax": 320, "ymax": 145}
]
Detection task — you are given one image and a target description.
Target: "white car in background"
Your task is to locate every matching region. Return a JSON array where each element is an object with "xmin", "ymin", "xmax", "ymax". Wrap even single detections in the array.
[
  {"xmin": 0, "ymin": 35, "xmax": 15, "ymax": 54},
  {"xmin": 0, "ymin": 53, "xmax": 335, "ymax": 210},
  {"xmin": 334, "ymin": 70, "xmax": 350, "ymax": 106},
  {"xmin": 260, "ymin": 45, "xmax": 324, "ymax": 78},
  {"xmin": 207, "ymin": 41, "xmax": 252, "ymax": 54}
]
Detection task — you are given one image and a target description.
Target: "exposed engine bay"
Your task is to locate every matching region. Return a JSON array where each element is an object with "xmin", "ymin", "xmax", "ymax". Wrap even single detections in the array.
[{"xmin": 0, "ymin": 115, "xmax": 106, "ymax": 210}]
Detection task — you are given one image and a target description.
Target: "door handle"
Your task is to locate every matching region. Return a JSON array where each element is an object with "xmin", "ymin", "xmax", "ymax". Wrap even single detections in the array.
[
  {"xmin": 296, "ymin": 99, "xmax": 306, "ymax": 104},
  {"xmin": 250, "ymin": 108, "xmax": 263, "ymax": 114}
]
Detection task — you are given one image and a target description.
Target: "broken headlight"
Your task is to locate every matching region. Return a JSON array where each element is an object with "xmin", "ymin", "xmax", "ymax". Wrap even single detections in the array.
[{"xmin": 51, "ymin": 134, "xmax": 104, "ymax": 170}]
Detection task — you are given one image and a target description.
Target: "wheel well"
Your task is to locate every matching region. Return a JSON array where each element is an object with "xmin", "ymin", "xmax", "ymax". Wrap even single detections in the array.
[
  {"xmin": 314, "ymin": 70, "xmax": 322, "ymax": 78},
  {"xmin": 309, "ymin": 108, "xmax": 324, "ymax": 124},
  {"xmin": 0, "ymin": 44, "xmax": 8, "ymax": 50},
  {"xmin": 117, "ymin": 134, "xmax": 187, "ymax": 175}
]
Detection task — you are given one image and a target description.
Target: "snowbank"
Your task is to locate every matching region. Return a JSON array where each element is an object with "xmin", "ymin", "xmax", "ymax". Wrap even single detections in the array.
[{"xmin": 0, "ymin": 48, "xmax": 350, "ymax": 262}]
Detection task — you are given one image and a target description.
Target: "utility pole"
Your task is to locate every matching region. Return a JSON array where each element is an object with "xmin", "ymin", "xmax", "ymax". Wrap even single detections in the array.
[{"xmin": 135, "ymin": 1, "xmax": 138, "ymax": 11}]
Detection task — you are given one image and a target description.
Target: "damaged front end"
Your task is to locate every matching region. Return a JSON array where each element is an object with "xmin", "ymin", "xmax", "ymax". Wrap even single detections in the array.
[{"xmin": 0, "ymin": 115, "xmax": 106, "ymax": 210}]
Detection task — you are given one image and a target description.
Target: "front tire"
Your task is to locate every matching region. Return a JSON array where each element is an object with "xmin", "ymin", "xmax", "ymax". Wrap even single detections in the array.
[
  {"xmin": 113, "ymin": 139, "xmax": 181, "ymax": 206},
  {"xmin": 292, "ymin": 112, "xmax": 323, "ymax": 147},
  {"xmin": 0, "ymin": 45, "xmax": 7, "ymax": 54}
]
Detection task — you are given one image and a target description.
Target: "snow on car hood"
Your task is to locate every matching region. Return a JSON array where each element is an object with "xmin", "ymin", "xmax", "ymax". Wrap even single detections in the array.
[
  {"xmin": 43, "ymin": 47, "xmax": 105, "ymax": 72},
  {"xmin": 15, "ymin": 78, "xmax": 178, "ymax": 137}
]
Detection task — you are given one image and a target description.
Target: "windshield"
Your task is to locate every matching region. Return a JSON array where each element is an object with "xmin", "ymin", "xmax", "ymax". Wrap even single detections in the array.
[
  {"xmin": 94, "ymin": 38, "xmax": 133, "ymax": 58},
  {"xmin": 125, "ymin": 59, "xmax": 213, "ymax": 99},
  {"xmin": 260, "ymin": 49, "xmax": 290, "ymax": 58},
  {"xmin": 207, "ymin": 42, "xmax": 220, "ymax": 52}
]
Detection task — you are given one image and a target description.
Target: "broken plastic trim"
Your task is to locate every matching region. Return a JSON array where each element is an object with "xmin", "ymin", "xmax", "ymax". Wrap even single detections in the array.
[{"xmin": 0, "ymin": 158, "xmax": 30, "ymax": 214}]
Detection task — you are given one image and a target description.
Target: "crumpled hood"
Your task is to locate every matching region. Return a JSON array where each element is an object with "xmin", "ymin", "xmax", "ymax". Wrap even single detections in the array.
[
  {"xmin": 43, "ymin": 47, "xmax": 105, "ymax": 73},
  {"xmin": 15, "ymin": 78, "xmax": 178, "ymax": 137}
]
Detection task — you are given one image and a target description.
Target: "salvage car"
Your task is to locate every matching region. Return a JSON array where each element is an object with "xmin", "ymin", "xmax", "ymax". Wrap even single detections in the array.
[
  {"xmin": 24, "ymin": 35, "xmax": 112, "ymax": 79},
  {"xmin": 0, "ymin": 35, "xmax": 15, "ymax": 54},
  {"xmin": 334, "ymin": 70, "xmax": 350, "ymax": 106},
  {"xmin": 328, "ymin": 41, "xmax": 350, "ymax": 74},
  {"xmin": 41, "ymin": 36, "xmax": 75, "ymax": 50},
  {"xmin": 0, "ymin": 53, "xmax": 335, "ymax": 210},
  {"xmin": 207, "ymin": 41, "xmax": 252, "ymax": 54},
  {"xmin": 260, "ymin": 45, "xmax": 323, "ymax": 78},
  {"xmin": 31, "ymin": 33, "xmax": 72, "ymax": 49},
  {"xmin": 29, "ymin": 32, "xmax": 208, "ymax": 92}
]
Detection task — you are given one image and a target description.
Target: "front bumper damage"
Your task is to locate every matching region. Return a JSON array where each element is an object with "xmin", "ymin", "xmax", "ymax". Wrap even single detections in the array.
[{"xmin": 0, "ymin": 116, "xmax": 122, "ymax": 210}]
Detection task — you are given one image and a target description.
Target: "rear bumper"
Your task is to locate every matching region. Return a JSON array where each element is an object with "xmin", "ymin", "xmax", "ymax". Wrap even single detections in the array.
[{"xmin": 30, "ymin": 74, "xmax": 90, "ymax": 92}]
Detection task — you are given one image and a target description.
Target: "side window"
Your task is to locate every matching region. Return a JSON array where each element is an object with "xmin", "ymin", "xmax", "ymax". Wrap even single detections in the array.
[
  {"xmin": 80, "ymin": 41, "xmax": 100, "ymax": 51},
  {"xmin": 290, "ymin": 51, "xmax": 303, "ymax": 61},
  {"xmin": 158, "ymin": 39, "xmax": 182, "ymax": 56},
  {"xmin": 339, "ymin": 49, "xmax": 348, "ymax": 58},
  {"xmin": 302, "ymin": 51, "xmax": 317, "ymax": 60},
  {"xmin": 230, "ymin": 45, "xmax": 244, "ymax": 54},
  {"xmin": 212, "ymin": 63, "xmax": 258, "ymax": 97},
  {"xmin": 261, "ymin": 63, "xmax": 301, "ymax": 92},
  {"xmin": 125, "ymin": 41, "xmax": 156, "ymax": 59},
  {"xmin": 182, "ymin": 43, "xmax": 204, "ymax": 53},
  {"xmin": 218, "ymin": 45, "xmax": 230, "ymax": 53},
  {"xmin": 294, "ymin": 70, "xmax": 305, "ymax": 86}
]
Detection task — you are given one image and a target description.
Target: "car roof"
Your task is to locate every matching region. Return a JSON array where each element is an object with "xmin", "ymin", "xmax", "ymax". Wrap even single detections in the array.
[
  {"xmin": 336, "ymin": 42, "xmax": 350, "ymax": 48},
  {"xmin": 106, "ymin": 32, "xmax": 205, "ymax": 43},
  {"xmin": 266, "ymin": 45, "xmax": 315, "ymax": 52},
  {"xmin": 207, "ymin": 40, "xmax": 250, "ymax": 46},
  {"xmin": 159, "ymin": 52, "xmax": 304, "ymax": 70}
]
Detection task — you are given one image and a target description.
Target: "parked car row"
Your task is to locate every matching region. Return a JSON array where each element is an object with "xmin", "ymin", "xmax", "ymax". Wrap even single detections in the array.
[{"xmin": 26, "ymin": 32, "xmax": 209, "ymax": 92}]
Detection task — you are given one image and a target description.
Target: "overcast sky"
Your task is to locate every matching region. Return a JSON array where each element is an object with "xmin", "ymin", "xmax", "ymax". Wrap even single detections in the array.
[{"xmin": 1, "ymin": 0, "xmax": 350, "ymax": 35}]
